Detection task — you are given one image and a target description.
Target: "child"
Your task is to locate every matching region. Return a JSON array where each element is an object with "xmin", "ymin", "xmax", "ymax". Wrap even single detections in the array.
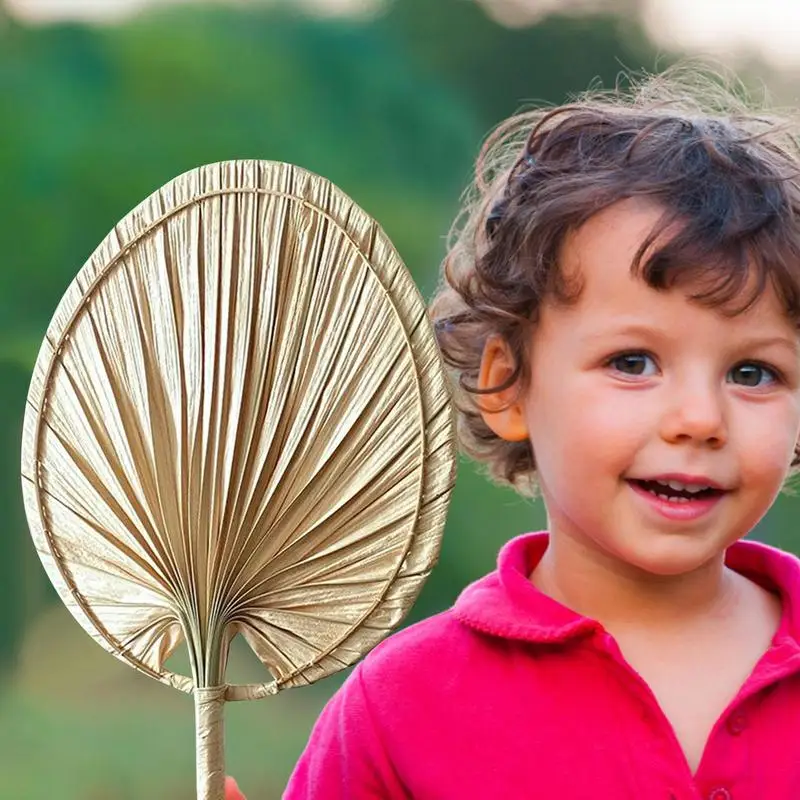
[{"xmin": 229, "ymin": 66, "xmax": 800, "ymax": 798}]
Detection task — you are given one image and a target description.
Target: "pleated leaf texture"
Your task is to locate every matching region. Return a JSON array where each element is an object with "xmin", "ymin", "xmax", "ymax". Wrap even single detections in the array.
[{"xmin": 21, "ymin": 161, "xmax": 456, "ymax": 698}]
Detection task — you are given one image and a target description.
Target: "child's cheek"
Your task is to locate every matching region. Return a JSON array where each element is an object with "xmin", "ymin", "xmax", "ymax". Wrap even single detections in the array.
[
  {"xmin": 737, "ymin": 421, "xmax": 796, "ymax": 496},
  {"xmin": 574, "ymin": 384, "xmax": 654, "ymax": 460}
]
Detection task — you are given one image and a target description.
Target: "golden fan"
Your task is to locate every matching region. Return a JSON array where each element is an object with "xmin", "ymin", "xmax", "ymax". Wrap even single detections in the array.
[{"xmin": 20, "ymin": 161, "xmax": 456, "ymax": 798}]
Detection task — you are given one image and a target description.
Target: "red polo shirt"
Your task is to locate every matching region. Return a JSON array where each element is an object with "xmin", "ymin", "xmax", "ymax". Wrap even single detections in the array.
[{"xmin": 283, "ymin": 533, "xmax": 800, "ymax": 799}]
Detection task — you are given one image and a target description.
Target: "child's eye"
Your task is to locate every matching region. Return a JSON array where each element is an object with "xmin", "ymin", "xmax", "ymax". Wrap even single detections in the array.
[
  {"xmin": 607, "ymin": 352, "xmax": 658, "ymax": 376},
  {"xmin": 728, "ymin": 362, "xmax": 780, "ymax": 387}
]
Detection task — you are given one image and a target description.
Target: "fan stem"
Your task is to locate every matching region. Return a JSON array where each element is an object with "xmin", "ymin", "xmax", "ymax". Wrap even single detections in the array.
[{"xmin": 194, "ymin": 685, "xmax": 227, "ymax": 800}]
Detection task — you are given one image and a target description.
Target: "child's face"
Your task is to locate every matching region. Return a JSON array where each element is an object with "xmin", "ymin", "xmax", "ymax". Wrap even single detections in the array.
[{"xmin": 481, "ymin": 198, "xmax": 800, "ymax": 577}]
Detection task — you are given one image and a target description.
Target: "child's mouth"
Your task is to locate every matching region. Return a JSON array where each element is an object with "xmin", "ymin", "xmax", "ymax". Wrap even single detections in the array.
[
  {"xmin": 628, "ymin": 478, "xmax": 724, "ymax": 503},
  {"xmin": 626, "ymin": 478, "xmax": 727, "ymax": 521}
]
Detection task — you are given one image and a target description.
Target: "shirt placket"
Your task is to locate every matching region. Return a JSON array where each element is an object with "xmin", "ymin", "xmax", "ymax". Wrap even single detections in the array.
[
  {"xmin": 592, "ymin": 632, "xmax": 700, "ymax": 799},
  {"xmin": 598, "ymin": 630, "xmax": 800, "ymax": 800},
  {"xmin": 693, "ymin": 640, "xmax": 800, "ymax": 799}
]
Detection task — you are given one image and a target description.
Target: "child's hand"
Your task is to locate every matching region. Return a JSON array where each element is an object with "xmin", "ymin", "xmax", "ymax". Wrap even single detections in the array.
[{"xmin": 225, "ymin": 777, "xmax": 246, "ymax": 799}]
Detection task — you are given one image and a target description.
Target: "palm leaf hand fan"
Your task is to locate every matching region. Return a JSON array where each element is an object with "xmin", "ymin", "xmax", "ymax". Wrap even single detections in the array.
[{"xmin": 20, "ymin": 161, "xmax": 456, "ymax": 798}]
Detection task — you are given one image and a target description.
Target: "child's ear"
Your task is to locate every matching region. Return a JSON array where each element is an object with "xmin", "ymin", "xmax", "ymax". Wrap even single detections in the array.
[{"xmin": 477, "ymin": 336, "xmax": 529, "ymax": 442}]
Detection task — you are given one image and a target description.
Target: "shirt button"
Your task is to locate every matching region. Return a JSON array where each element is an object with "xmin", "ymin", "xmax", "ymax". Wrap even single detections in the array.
[
  {"xmin": 726, "ymin": 712, "xmax": 747, "ymax": 735},
  {"xmin": 708, "ymin": 789, "xmax": 731, "ymax": 800}
]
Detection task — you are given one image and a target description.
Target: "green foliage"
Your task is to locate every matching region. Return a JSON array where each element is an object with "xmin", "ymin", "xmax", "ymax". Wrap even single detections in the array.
[
  {"xmin": 0, "ymin": 684, "xmax": 323, "ymax": 799},
  {"xmin": 380, "ymin": 0, "xmax": 674, "ymax": 126},
  {"xmin": 0, "ymin": 363, "xmax": 47, "ymax": 673},
  {"xmin": 0, "ymin": 5, "xmax": 477, "ymax": 344}
]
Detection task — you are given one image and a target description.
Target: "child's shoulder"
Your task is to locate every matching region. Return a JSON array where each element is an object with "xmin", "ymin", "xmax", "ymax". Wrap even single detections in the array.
[
  {"xmin": 351, "ymin": 575, "xmax": 516, "ymax": 723},
  {"xmin": 362, "ymin": 571, "xmax": 507, "ymax": 678},
  {"xmin": 357, "ymin": 534, "xmax": 556, "ymax": 689}
]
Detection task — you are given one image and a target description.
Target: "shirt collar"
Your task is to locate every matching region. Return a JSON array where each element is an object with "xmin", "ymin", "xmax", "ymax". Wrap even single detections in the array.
[{"xmin": 453, "ymin": 531, "xmax": 800, "ymax": 646}]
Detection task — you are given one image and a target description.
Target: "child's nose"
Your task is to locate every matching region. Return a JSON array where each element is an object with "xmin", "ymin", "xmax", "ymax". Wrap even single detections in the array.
[{"xmin": 658, "ymin": 386, "xmax": 728, "ymax": 448}]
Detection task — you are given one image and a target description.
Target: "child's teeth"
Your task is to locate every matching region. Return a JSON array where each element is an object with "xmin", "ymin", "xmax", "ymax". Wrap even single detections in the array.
[
  {"xmin": 651, "ymin": 490, "xmax": 691, "ymax": 503},
  {"xmin": 655, "ymin": 479, "xmax": 710, "ymax": 493}
]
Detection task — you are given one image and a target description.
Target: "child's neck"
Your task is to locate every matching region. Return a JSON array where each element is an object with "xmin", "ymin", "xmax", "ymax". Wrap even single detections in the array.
[{"xmin": 530, "ymin": 532, "xmax": 741, "ymax": 632}]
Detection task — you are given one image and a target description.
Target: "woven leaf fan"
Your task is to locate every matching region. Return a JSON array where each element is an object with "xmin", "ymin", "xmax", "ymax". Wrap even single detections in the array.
[{"xmin": 20, "ymin": 160, "xmax": 456, "ymax": 798}]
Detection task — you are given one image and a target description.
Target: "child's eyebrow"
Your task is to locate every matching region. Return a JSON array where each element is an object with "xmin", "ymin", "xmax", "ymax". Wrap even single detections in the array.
[
  {"xmin": 740, "ymin": 336, "xmax": 800, "ymax": 357},
  {"xmin": 583, "ymin": 323, "xmax": 674, "ymax": 345},
  {"xmin": 593, "ymin": 323, "xmax": 662, "ymax": 340},
  {"xmin": 588, "ymin": 325, "xmax": 799, "ymax": 356}
]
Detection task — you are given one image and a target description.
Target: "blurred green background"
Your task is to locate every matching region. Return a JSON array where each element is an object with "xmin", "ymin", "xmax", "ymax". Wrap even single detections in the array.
[{"xmin": 1, "ymin": 0, "xmax": 799, "ymax": 797}]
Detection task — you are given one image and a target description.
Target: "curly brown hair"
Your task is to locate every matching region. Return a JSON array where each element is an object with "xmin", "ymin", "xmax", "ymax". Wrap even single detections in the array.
[{"xmin": 430, "ymin": 64, "xmax": 800, "ymax": 496}]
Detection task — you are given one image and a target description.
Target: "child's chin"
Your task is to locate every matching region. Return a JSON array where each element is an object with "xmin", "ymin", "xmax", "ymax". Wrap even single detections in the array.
[{"xmin": 617, "ymin": 537, "xmax": 723, "ymax": 578}]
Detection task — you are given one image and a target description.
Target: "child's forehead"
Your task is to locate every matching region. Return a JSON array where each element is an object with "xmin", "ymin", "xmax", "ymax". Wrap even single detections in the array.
[
  {"xmin": 554, "ymin": 200, "xmax": 796, "ymax": 337},
  {"xmin": 560, "ymin": 198, "xmax": 669, "ymax": 279}
]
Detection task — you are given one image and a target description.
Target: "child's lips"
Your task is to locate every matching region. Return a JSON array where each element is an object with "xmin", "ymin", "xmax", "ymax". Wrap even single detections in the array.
[
  {"xmin": 626, "ymin": 478, "xmax": 727, "ymax": 522},
  {"xmin": 628, "ymin": 473, "xmax": 727, "ymax": 492}
]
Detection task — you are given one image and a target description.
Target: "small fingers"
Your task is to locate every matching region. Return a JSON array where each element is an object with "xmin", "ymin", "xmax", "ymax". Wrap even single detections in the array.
[{"xmin": 225, "ymin": 776, "xmax": 246, "ymax": 800}]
